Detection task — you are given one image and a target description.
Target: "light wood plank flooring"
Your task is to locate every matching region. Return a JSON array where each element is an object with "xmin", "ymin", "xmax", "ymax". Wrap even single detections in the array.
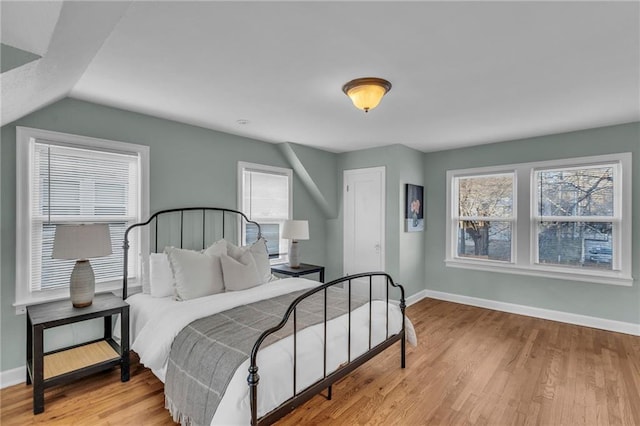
[{"xmin": 2, "ymin": 298, "xmax": 639, "ymax": 425}]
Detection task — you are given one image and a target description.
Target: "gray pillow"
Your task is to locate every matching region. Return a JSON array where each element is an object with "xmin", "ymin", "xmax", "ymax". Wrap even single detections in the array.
[
  {"xmin": 220, "ymin": 251, "xmax": 262, "ymax": 291},
  {"xmin": 203, "ymin": 239, "xmax": 227, "ymax": 257},
  {"xmin": 165, "ymin": 247, "xmax": 224, "ymax": 300},
  {"xmin": 226, "ymin": 238, "xmax": 271, "ymax": 284}
]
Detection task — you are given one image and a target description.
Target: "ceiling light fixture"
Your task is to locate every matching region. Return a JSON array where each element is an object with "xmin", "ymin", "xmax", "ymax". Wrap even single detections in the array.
[{"xmin": 342, "ymin": 77, "xmax": 392, "ymax": 113}]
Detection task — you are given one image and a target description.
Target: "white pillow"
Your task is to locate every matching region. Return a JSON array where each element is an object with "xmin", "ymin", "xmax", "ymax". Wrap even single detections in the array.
[
  {"xmin": 149, "ymin": 253, "xmax": 175, "ymax": 298},
  {"xmin": 249, "ymin": 239, "xmax": 272, "ymax": 284},
  {"xmin": 203, "ymin": 239, "xmax": 227, "ymax": 257},
  {"xmin": 225, "ymin": 239, "xmax": 245, "ymax": 259},
  {"xmin": 226, "ymin": 238, "xmax": 272, "ymax": 284},
  {"xmin": 141, "ymin": 256, "xmax": 151, "ymax": 294},
  {"xmin": 220, "ymin": 251, "xmax": 262, "ymax": 291},
  {"xmin": 165, "ymin": 247, "xmax": 224, "ymax": 300}
]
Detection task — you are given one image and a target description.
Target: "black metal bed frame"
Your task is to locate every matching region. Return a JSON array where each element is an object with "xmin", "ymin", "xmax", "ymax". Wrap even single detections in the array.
[
  {"xmin": 122, "ymin": 207, "xmax": 260, "ymax": 300},
  {"xmin": 122, "ymin": 207, "xmax": 406, "ymax": 425},
  {"xmin": 249, "ymin": 271, "xmax": 406, "ymax": 425}
]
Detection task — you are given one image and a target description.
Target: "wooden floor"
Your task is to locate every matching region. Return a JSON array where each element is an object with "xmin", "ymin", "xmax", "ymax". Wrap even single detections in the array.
[{"xmin": 2, "ymin": 298, "xmax": 639, "ymax": 425}]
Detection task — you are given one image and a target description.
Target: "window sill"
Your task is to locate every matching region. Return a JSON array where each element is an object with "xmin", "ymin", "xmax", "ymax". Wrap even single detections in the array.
[
  {"xmin": 444, "ymin": 258, "xmax": 633, "ymax": 287},
  {"xmin": 13, "ymin": 281, "xmax": 141, "ymax": 315},
  {"xmin": 269, "ymin": 256, "xmax": 289, "ymax": 266}
]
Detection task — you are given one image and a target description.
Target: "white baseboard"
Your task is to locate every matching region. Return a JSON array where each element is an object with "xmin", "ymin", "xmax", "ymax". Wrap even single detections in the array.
[
  {"xmin": 421, "ymin": 289, "xmax": 640, "ymax": 336},
  {"xmin": 1, "ymin": 366, "xmax": 26, "ymax": 389},
  {"xmin": 405, "ymin": 290, "xmax": 428, "ymax": 307}
]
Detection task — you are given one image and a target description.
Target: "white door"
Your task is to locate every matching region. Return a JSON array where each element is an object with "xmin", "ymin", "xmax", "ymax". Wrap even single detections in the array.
[{"xmin": 343, "ymin": 167, "xmax": 386, "ymax": 299}]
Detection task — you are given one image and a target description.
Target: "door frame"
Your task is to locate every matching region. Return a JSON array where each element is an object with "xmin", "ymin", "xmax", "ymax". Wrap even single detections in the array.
[{"xmin": 343, "ymin": 166, "xmax": 386, "ymax": 277}]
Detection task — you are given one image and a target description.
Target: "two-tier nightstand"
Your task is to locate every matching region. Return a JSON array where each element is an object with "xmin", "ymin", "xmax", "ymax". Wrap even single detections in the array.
[
  {"xmin": 271, "ymin": 263, "xmax": 325, "ymax": 282},
  {"xmin": 26, "ymin": 293, "xmax": 129, "ymax": 414}
]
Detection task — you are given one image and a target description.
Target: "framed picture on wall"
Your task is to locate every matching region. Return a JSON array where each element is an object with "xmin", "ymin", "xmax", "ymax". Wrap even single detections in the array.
[{"xmin": 405, "ymin": 184, "xmax": 424, "ymax": 232}]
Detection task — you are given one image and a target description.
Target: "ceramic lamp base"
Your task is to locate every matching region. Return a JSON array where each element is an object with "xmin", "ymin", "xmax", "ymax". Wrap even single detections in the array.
[
  {"xmin": 288, "ymin": 240, "xmax": 301, "ymax": 268},
  {"xmin": 70, "ymin": 260, "xmax": 95, "ymax": 308}
]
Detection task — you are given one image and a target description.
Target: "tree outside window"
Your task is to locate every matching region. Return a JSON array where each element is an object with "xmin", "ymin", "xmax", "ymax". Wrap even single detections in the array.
[
  {"xmin": 454, "ymin": 173, "xmax": 514, "ymax": 262},
  {"xmin": 535, "ymin": 165, "xmax": 616, "ymax": 270}
]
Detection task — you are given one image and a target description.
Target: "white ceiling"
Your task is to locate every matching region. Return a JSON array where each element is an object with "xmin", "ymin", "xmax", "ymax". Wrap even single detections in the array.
[{"xmin": 2, "ymin": 1, "xmax": 639, "ymax": 153}]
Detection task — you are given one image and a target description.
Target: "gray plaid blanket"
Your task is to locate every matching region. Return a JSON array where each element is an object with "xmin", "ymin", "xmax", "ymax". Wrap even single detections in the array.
[{"xmin": 165, "ymin": 287, "xmax": 368, "ymax": 426}]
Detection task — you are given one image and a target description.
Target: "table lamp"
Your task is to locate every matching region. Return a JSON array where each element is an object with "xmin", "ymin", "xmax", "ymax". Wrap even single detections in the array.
[
  {"xmin": 282, "ymin": 220, "xmax": 309, "ymax": 269},
  {"xmin": 53, "ymin": 223, "xmax": 112, "ymax": 308}
]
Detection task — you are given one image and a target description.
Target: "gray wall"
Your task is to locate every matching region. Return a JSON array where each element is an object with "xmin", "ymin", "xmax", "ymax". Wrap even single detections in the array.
[
  {"xmin": 331, "ymin": 144, "xmax": 426, "ymax": 297},
  {"xmin": 423, "ymin": 122, "xmax": 640, "ymax": 324},
  {"xmin": 0, "ymin": 98, "xmax": 337, "ymax": 371}
]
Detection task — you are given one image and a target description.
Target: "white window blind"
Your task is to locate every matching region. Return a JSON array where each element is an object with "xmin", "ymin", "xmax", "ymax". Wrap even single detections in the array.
[
  {"xmin": 239, "ymin": 162, "xmax": 292, "ymax": 258},
  {"xmin": 30, "ymin": 141, "xmax": 140, "ymax": 292}
]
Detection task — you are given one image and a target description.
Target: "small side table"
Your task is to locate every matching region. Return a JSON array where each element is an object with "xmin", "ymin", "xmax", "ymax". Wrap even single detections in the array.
[
  {"xmin": 271, "ymin": 263, "xmax": 325, "ymax": 283},
  {"xmin": 26, "ymin": 293, "xmax": 129, "ymax": 414}
]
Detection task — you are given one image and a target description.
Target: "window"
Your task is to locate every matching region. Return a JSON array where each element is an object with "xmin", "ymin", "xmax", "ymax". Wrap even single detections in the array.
[
  {"xmin": 446, "ymin": 153, "xmax": 632, "ymax": 286},
  {"xmin": 534, "ymin": 164, "xmax": 617, "ymax": 271},
  {"xmin": 238, "ymin": 162, "xmax": 292, "ymax": 261},
  {"xmin": 16, "ymin": 127, "xmax": 149, "ymax": 308},
  {"xmin": 454, "ymin": 173, "xmax": 515, "ymax": 262}
]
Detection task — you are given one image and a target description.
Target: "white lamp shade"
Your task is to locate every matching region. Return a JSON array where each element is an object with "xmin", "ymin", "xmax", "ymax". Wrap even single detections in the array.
[
  {"xmin": 282, "ymin": 220, "xmax": 309, "ymax": 240},
  {"xmin": 53, "ymin": 224, "xmax": 113, "ymax": 260}
]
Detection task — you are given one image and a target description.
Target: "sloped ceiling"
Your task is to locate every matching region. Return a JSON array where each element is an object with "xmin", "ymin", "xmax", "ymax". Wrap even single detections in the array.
[
  {"xmin": 0, "ymin": 1, "xmax": 130, "ymax": 126},
  {"xmin": 2, "ymin": 1, "xmax": 639, "ymax": 153}
]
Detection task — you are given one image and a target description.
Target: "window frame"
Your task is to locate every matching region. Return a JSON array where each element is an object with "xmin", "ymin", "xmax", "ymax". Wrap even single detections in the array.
[
  {"xmin": 237, "ymin": 161, "xmax": 293, "ymax": 264},
  {"xmin": 452, "ymin": 171, "xmax": 517, "ymax": 264},
  {"xmin": 15, "ymin": 127, "xmax": 150, "ymax": 311},
  {"xmin": 445, "ymin": 153, "xmax": 632, "ymax": 286},
  {"xmin": 531, "ymin": 162, "xmax": 621, "ymax": 271}
]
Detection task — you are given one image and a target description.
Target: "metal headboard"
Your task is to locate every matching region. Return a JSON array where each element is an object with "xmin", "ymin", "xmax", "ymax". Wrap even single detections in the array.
[{"xmin": 122, "ymin": 207, "xmax": 261, "ymax": 299}]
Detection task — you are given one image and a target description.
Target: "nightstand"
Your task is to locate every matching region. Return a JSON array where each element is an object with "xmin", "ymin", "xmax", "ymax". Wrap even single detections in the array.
[
  {"xmin": 271, "ymin": 263, "xmax": 325, "ymax": 282},
  {"xmin": 26, "ymin": 293, "xmax": 129, "ymax": 414}
]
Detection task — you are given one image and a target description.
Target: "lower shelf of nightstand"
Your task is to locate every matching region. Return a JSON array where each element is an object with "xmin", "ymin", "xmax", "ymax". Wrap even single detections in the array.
[{"xmin": 44, "ymin": 340, "xmax": 120, "ymax": 380}]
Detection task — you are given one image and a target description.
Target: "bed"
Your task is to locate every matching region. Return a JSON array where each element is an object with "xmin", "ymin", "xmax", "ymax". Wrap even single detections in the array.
[{"xmin": 122, "ymin": 207, "xmax": 416, "ymax": 425}]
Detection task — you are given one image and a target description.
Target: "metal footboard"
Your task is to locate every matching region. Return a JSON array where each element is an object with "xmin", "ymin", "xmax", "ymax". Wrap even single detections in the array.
[{"xmin": 248, "ymin": 272, "xmax": 406, "ymax": 425}]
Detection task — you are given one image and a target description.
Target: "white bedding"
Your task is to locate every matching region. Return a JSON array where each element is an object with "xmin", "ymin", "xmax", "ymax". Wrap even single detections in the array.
[{"xmin": 127, "ymin": 277, "xmax": 417, "ymax": 425}]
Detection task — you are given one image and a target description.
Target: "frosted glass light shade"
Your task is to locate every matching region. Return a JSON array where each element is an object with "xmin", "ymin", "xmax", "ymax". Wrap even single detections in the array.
[
  {"xmin": 282, "ymin": 220, "xmax": 309, "ymax": 241},
  {"xmin": 53, "ymin": 224, "xmax": 113, "ymax": 260},
  {"xmin": 342, "ymin": 77, "xmax": 392, "ymax": 113}
]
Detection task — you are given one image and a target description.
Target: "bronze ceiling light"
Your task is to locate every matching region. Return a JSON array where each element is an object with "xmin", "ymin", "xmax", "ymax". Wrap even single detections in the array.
[{"xmin": 342, "ymin": 77, "xmax": 392, "ymax": 113}]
